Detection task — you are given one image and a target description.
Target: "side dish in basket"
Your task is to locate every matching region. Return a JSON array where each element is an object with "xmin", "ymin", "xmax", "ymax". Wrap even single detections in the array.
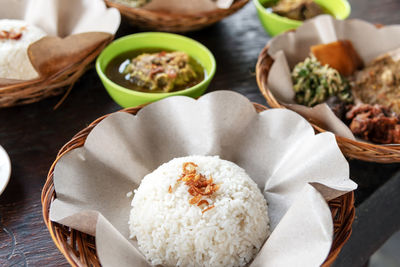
[
  {"xmin": 128, "ymin": 155, "xmax": 270, "ymax": 267},
  {"xmin": 290, "ymin": 40, "xmax": 400, "ymax": 144}
]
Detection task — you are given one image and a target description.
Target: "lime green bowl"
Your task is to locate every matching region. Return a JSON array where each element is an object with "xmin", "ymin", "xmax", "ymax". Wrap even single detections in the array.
[
  {"xmin": 253, "ymin": 0, "xmax": 351, "ymax": 37},
  {"xmin": 96, "ymin": 32, "xmax": 216, "ymax": 108}
]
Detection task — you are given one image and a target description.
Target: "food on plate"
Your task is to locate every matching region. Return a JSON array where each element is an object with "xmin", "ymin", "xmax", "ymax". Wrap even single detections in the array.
[
  {"xmin": 0, "ymin": 19, "xmax": 47, "ymax": 80},
  {"xmin": 105, "ymin": 50, "xmax": 205, "ymax": 93},
  {"xmin": 128, "ymin": 155, "xmax": 270, "ymax": 267},
  {"xmin": 352, "ymin": 49, "xmax": 400, "ymax": 114},
  {"xmin": 346, "ymin": 104, "xmax": 400, "ymax": 144},
  {"xmin": 311, "ymin": 40, "xmax": 363, "ymax": 76},
  {"xmin": 271, "ymin": 0, "xmax": 324, "ymax": 20},
  {"xmin": 292, "ymin": 55, "xmax": 352, "ymax": 107}
]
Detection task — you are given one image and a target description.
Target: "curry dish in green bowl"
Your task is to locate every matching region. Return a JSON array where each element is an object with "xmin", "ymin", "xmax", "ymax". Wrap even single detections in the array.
[{"xmin": 96, "ymin": 32, "xmax": 216, "ymax": 108}]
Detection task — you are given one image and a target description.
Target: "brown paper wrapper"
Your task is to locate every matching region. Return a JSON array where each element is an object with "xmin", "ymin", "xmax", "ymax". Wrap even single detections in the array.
[{"xmin": 49, "ymin": 91, "xmax": 357, "ymax": 266}]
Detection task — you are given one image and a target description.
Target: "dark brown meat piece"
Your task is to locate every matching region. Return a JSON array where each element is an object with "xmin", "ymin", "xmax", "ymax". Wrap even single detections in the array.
[{"xmin": 346, "ymin": 104, "xmax": 400, "ymax": 144}]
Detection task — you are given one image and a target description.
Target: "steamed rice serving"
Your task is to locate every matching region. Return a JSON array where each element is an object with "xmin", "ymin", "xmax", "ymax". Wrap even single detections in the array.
[
  {"xmin": 128, "ymin": 155, "xmax": 270, "ymax": 267},
  {"xmin": 0, "ymin": 19, "xmax": 47, "ymax": 80}
]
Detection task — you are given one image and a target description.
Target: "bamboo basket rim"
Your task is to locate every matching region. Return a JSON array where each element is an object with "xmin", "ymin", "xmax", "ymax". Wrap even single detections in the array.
[
  {"xmin": 41, "ymin": 102, "xmax": 355, "ymax": 267},
  {"xmin": 0, "ymin": 36, "xmax": 113, "ymax": 108},
  {"xmin": 256, "ymin": 44, "xmax": 400, "ymax": 163},
  {"xmin": 105, "ymin": 0, "xmax": 250, "ymax": 32},
  {"xmin": 108, "ymin": 0, "xmax": 248, "ymax": 17},
  {"xmin": 106, "ymin": 0, "xmax": 249, "ymax": 17}
]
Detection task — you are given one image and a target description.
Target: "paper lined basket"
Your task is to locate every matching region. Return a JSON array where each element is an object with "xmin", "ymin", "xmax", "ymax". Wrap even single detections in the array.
[
  {"xmin": 0, "ymin": 35, "xmax": 112, "ymax": 108},
  {"xmin": 105, "ymin": 0, "xmax": 249, "ymax": 33},
  {"xmin": 0, "ymin": 0, "xmax": 120, "ymax": 108},
  {"xmin": 256, "ymin": 44, "xmax": 400, "ymax": 163},
  {"xmin": 41, "ymin": 103, "xmax": 355, "ymax": 267}
]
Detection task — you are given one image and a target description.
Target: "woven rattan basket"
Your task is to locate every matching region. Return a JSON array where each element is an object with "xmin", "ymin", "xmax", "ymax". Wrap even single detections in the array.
[
  {"xmin": 42, "ymin": 103, "xmax": 355, "ymax": 267},
  {"xmin": 105, "ymin": 0, "xmax": 249, "ymax": 33},
  {"xmin": 256, "ymin": 45, "xmax": 400, "ymax": 163},
  {"xmin": 0, "ymin": 37, "xmax": 112, "ymax": 108}
]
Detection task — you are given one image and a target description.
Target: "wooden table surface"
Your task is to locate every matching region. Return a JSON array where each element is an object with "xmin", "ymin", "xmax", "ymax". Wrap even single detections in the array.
[{"xmin": 1, "ymin": 0, "xmax": 400, "ymax": 266}]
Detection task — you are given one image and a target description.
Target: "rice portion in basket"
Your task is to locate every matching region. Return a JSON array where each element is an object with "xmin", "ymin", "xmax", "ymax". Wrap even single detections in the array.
[
  {"xmin": 0, "ymin": 19, "xmax": 47, "ymax": 80},
  {"xmin": 128, "ymin": 155, "xmax": 270, "ymax": 267}
]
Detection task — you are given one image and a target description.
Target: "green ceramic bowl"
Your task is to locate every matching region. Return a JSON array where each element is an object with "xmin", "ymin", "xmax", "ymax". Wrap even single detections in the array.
[
  {"xmin": 253, "ymin": 0, "xmax": 351, "ymax": 37},
  {"xmin": 96, "ymin": 32, "xmax": 216, "ymax": 108}
]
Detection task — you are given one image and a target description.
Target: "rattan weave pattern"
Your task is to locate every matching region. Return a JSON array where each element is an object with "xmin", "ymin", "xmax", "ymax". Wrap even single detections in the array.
[
  {"xmin": 0, "ymin": 38, "xmax": 112, "ymax": 108},
  {"xmin": 105, "ymin": 0, "xmax": 249, "ymax": 33}
]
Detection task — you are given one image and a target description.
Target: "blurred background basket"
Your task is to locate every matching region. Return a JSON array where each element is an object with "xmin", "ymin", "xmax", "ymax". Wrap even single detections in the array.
[
  {"xmin": 105, "ymin": 0, "xmax": 249, "ymax": 32},
  {"xmin": 256, "ymin": 44, "xmax": 400, "ymax": 163},
  {"xmin": 42, "ymin": 103, "xmax": 355, "ymax": 267},
  {"xmin": 0, "ymin": 37, "xmax": 112, "ymax": 108}
]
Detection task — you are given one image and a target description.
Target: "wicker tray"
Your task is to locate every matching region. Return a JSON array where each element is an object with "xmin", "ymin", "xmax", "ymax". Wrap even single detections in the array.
[
  {"xmin": 256, "ymin": 45, "xmax": 400, "ymax": 163},
  {"xmin": 0, "ymin": 37, "xmax": 112, "ymax": 108},
  {"xmin": 42, "ymin": 103, "xmax": 355, "ymax": 266},
  {"xmin": 105, "ymin": 0, "xmax": 249, "ymax": 33}
]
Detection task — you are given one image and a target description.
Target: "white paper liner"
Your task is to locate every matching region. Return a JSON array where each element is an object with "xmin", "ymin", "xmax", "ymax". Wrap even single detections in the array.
[
  {"xmin": 49, "ymin": 91, "xmax": 357, "ymax": 267},
  {"xmin": 0, "ymin": 0, "xmax": 120, "ymax": 37},
  {"xmin": 266, "ymin": 15, "xmax": 400, "ymax": 141}
]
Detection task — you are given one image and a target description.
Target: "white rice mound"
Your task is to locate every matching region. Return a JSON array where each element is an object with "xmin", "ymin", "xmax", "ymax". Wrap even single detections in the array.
[
  {"xmin": 129, "ymin": 155, "xmax": 270, "ymax": 267},
  {"xmin": 0, "ymin": 19, "xmax": 47, "ymax": 80}
]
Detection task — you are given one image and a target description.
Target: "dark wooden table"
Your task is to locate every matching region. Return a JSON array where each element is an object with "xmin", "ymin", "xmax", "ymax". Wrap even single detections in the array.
[{"xmin": 1, "ymin": 1, "xmax": 400, "ymax": 266}]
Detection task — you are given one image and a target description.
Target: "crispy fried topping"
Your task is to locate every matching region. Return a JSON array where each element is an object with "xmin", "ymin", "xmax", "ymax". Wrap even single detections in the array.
[
  {"xmin": 197, "ymin": 200, "xmax": 209, "ymax": 206},
  {"xmin": 189, "ymin": 195, "xmax": 202, "ymax": 205},
  {"xmin": 0, "ymin": 28, "xmax": 24, "ymax": 40},
  {"xmin": 168, "ymin": 162, "xmax": 220, "ymax": 213},
  {"xmin": 201, "ymin": 205, "xmax": 215, "ymax": 214},
  {"xmin": 183, "ymin": 162, "xmax": 197, "ymax": 175}
]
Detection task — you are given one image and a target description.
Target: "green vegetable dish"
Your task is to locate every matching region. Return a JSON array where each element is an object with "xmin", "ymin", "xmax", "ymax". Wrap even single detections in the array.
[
  {"xmin": 106, "ymin": 49, "xmax": 205, "ymax": 93},
  {"xmin": 292, "ymin": 55, "xmax": 352, "ymax": 107}
]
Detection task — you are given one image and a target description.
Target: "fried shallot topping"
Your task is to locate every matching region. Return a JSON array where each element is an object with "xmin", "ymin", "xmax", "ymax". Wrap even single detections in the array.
[
  {"xmin": 0, "ymin": 28, "xmax": 24, "ymax": 40},
  {"xmin": 201, "ymin": 205, "xmax": 215, "ymax": 214},
  {"xmin": 168, "ymin": 162, "xmax": 220, "ymax": 213}
]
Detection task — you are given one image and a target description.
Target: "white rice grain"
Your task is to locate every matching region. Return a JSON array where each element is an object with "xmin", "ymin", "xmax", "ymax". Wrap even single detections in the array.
[
  {"xmin": 129, "ymin": 155, "xmax": 270, "ymax": 267},
  {"xmin": 0, "ymin": 19, "xmax": 47, "ymax": 80}
]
